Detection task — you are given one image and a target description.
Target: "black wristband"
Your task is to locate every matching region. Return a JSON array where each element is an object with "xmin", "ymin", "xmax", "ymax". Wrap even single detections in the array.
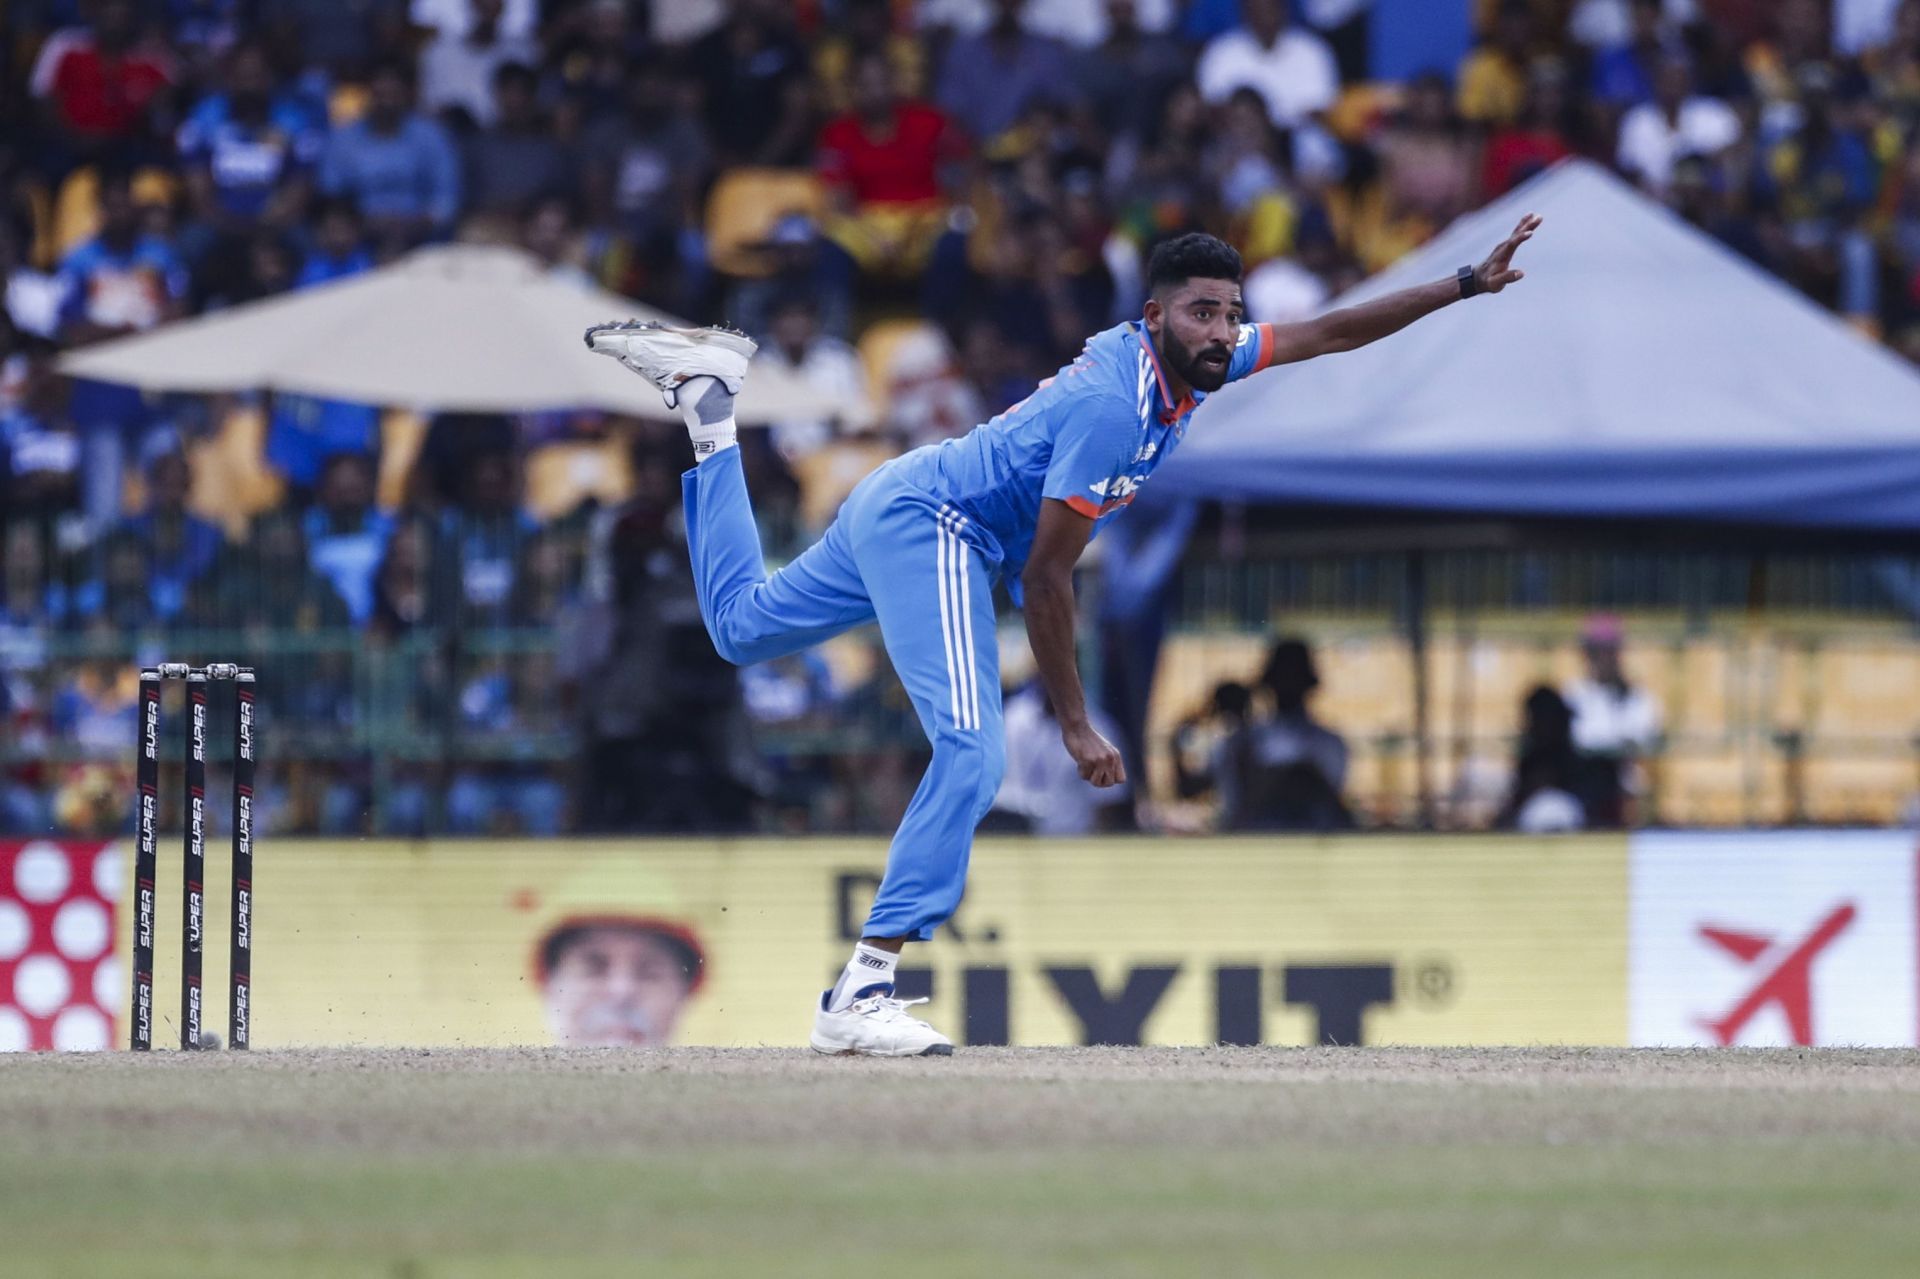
[{"xmin": 1457, "ymin": 265, "xmax": 1479, "ymax": 299}]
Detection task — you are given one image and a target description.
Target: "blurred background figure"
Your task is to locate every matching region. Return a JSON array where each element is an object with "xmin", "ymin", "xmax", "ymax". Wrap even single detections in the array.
[
  {"xmin": 318, "ymin": 57, "xmax": 460, "ymax": 255},
  {"xmin": 557, "ymin": 445, "xmax": 758, "ymax": 833},
  {"xmin": 1565, "ymin": 614, "xmax": 1663, "ymax": 827},
  {"xmin": 1234, "ymin": 638, "xmax": 1352, "ymax": 833},
  {"xmin": 1169, "ymin": 679, "xmax": 1255, "ymax": 828},
  {"xmin": 986, "ymin": 679, "xmax": 1135, "ymax": 834},
  {"xmin": 1499, "ymin": 684, "xmax": 1589, "ymax": 833}
]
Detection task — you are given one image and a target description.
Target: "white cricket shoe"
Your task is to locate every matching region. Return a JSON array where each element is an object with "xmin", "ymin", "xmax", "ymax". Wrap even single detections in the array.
[
  {"xmin": 811, "ymin": 991, "xmax": 954, "ymax": 1057},
  {"xmin": 584, "ymin": 320, "xmax": 756, "ymax": 407}
]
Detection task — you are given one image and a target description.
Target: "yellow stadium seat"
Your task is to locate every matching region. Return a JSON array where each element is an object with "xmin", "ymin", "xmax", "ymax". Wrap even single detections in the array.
[
  {"xmin": 187, "ymin": 405, "xmax": 284, "ymax": 538},
  {"xmin": 855, "ymin": 317, "xmax": 941, "ymax": 416},
  {"xmin": 524, "ymin": 439, "xmax": 633, "ymax": 521},
  {"xmin": 19, "ymin": 176, "xmax": 54, "ymax": 270},
  {"xmin": 1667, "ymin": 637, "xmax": 1735, "ymax": 741},
  {"xmin": 376, "ymin": 410, "xmax": 429, "ymax": 511},
  {"xmin": 790, "ymin": 437, "xmax": 894, "ymax": 532},
  {"xmin": 329, "ymin": 82, "xmax": 370, "ymax": 126},
  {"xmin": 52, "ymin": 166, "xmax": 180, "ymax": 259},
  {"xmin": 51, "ymin": 167, "xmax": 100, "ymax": 259},
  {"xmin": 1314, "ymin": 634, "xmax": 1414, "ymax": 738},
  {"xmin": 1146, "ymin": 634, "xmax": 1270, "ymax": 736},
  {"xmin": 1658, "ymin": 745, "xmax": 1787, "ymax": 827},
  {"xmin": 1801, "ymin": 755, "xmax": 1915, "ymax": 825},
  {"xmin": 1326, "ymin": 82, "xmax": 1402, "ymax": 142},
  {"xmin": 1806, "ymin": 642, "xmax": 1920, "ymax": 741},
  {"xmin": 706, "ymin": 168, "xmax": 825, "ymax": 278}
]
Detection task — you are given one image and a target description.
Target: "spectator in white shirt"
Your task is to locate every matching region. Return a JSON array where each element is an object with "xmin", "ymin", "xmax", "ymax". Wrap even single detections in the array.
[
  {"xmin": 1196, "ymin": 0, "xmax": 1342, "ymax": 130},
  {"xmin": 988, "ymin": 681, "xmax": 1134, "ymax": 834},
  {"xmin": 752, "ymin": 293, "xmax": 876, "ymax": 460},
  {"xmin": 1569, "ymin": 0, "xmax": 1697, "ymax": 48},
  {"xmin": 418, "ymin": 0, "xmax": 539, "ymax": 128},
  {"xmin": 411, "ymin": 0, "xmax": 539, "ymax": 42},
  {"xmin": 918, "ymin": 0, "xmax": 1176, "ymax": 46},
  {"xmin": 1833, "ymin": 0, "xmax": 1902, "ymax": 56},
  {"xmin": 1616, "ymin": 54, "xmax": 1742, "ymax": 194},
  {"xmin": 1564, "ymin": 613, "xmax": 1662, "ymax": 826}
]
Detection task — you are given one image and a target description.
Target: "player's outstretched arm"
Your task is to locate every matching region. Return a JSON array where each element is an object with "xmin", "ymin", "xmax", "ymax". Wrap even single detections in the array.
[
  {"xmin": 1023, "ymin": 498, "xmax": 1125, "ymax": 788},
  {"xmin": 1264, "ymin": 213, "xmax": 1542, "ymax": 367}
]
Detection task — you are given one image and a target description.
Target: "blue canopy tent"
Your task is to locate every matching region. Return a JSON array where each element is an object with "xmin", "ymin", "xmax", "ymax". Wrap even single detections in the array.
[
  {"xmin": 1123, "ymin": 159, "xmax": 1920, "ymax": 823},
  {"xmin": 1150, "ymin": 159, "xmax": 1920, "ymax": 530}
]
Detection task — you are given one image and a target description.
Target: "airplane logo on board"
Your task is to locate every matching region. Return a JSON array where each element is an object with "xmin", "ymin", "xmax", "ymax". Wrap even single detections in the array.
[{"xmin": 1694, "ymin": 902, "xmax": 1857, "ymax": 1046}]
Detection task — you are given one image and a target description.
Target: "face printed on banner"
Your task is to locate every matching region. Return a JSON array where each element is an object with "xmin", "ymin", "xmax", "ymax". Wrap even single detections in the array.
[{"xmin": 540, "ymin": 925, "xmax": 699, "ymax": 1047}]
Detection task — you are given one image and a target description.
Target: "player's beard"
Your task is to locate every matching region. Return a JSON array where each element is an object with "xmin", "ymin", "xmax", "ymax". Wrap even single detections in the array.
[{"xmin": 1163, "ymin": 327, "xmax": 1232, "ymax": 393}]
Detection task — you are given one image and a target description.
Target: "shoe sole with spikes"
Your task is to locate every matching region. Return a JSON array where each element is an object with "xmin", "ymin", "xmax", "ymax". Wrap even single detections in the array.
[{"xmin": 584, "ymin": 320, "xmax": 756, "ymax": 406}]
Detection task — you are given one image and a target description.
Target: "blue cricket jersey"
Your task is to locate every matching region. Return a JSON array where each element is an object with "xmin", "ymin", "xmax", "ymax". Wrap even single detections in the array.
[{"xmin": 892, "ymin": 318, "xmax": 1279, "ymax": 582}]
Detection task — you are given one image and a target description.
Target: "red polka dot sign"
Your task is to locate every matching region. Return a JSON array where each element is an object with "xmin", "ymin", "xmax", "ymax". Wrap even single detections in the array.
[{"xmin": 0, "ymin": 841, "xmax": 119, "ymax": 1051}]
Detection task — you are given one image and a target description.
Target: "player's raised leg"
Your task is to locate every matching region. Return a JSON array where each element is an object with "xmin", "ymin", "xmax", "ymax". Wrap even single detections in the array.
[
  {"xmin": 588, "ymin": 320, "xmax": 874, "ymax": 663},
  {"xmin": 810, "ymin": 480, "xmax": 1005, "ymax": 1057}
]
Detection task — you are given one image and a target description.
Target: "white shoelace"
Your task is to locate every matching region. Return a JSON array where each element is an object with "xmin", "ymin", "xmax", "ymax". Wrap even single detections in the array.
[{"xmin": 849, "ymin": 994, "xmax": 932, "ymax": 1022}]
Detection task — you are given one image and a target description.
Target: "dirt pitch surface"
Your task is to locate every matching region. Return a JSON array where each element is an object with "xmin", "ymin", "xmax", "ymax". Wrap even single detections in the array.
[{"xmin": 5, "ymin": 1046, "xmax": 1920, "ymax": 1278}]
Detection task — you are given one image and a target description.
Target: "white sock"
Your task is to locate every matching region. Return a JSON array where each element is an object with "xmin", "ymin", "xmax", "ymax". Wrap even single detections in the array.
[
  {"xmin": 826, "ymin": 942, "xmax": 898, "ymax": 1011},
  {"xmin": 677, "ymin": 375, "xmax": 738, "ymax": 461}
]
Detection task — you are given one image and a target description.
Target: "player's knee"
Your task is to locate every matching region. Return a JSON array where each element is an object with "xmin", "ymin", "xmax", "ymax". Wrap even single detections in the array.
[
  {"xmin": 975, "ymin": 734, "xmax": 1006, "ymax": 806},
  {"xmin": 944, "ymin": 729, "xmax": 1005, "ymax": 818}
]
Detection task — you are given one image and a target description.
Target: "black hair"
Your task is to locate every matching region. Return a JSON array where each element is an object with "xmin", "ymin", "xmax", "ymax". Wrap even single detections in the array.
[
  {"xmin": 492, "ymin": 60, "xmax": 538, "ymax": 93},
  {"xmin": 1212, "ymin": 681, "xmax": 1252, "ymax": 719},
  {"xmin": 312, "ymin": 194, "xmax": 363, "ymax": 225},
  {"xmin": 367, "ymin": 55, "xmax": 415, "ymax": 90},
  {"xmin": 95, "ymin": 163, "xmax": 136, "ymax": 197},
  {"xmin": 1261, "ymin": 636, "xmax": 1320, "ymax": 699},
  {"xmin": 769, "ymin": 288, "xmax": 818, "ymax": 319},
  {"xmin": 1146, "ymin": 233, "xmax": 1243, "ymax": 295}
]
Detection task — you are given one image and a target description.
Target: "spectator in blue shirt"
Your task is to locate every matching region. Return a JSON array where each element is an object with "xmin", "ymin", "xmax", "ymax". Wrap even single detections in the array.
[
  {"xmin": 176, "ymin": 41, "xmax": 320, "ymax": 279},
  {"xmin": 1590, "ymin": 0, "xmax": 1675, "ymax": 107},
  {"xmin": 318, "ymin": 57, "xmax": 460, "ymax": 252},
  {"xmin": 303, "ymin": 452, "xmax": 393, "ymax": 625},
  {"xmin": 57, "ymin": 169, "xmax": 189, "ymax": 531},
  {"xmin": 0, "ymin": 338, "xmax": 82, "ymax": 519},
  {"xmin": 936, "ymin": 0, "xmax": 1078, "ymax": 143},
  {"xmin": 436, "ymin": 449, "xmax": 536, "ymax": 628},
  {"xmin": 118, "ymin": 448, "xmax": 224, "ymax": 622},
  {"xmin": 265, "ymin": 198, "xmax": 380, "ymax": 493}
]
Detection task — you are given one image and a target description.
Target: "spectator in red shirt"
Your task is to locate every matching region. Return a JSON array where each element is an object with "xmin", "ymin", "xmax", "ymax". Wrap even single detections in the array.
[
  {"xmin": 816, "ymin": 50, "xmax": 966, "ymax": 279},
  {"xmin": 1482, "ymin": 62, "xmax": 1577, "ymax": 197},
  {"xmin": 28, "ymin": 0, "xmax": 175, "ymax": 171}
]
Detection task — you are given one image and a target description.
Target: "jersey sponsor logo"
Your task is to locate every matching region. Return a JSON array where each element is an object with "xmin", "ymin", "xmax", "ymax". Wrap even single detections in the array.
[
  {"xmin": 1075, "ymin": 473, "xmax": 1146, "ymax": 518},
  {"xmin": 1088, "ymin": 475, "xmax": 1143, "ymax": 501}
]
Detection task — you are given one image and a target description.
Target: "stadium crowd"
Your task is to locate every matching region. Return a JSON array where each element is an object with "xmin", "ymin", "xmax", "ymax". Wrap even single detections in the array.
[{"xmin": 0, "ymin": 0, "xmax": 1909, "ymax": 836}]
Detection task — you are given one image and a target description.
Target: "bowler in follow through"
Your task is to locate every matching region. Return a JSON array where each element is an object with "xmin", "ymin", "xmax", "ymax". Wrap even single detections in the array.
[{"xmin": 588, "ymin": 217, "xmax": 1538, "ymax": 1055}]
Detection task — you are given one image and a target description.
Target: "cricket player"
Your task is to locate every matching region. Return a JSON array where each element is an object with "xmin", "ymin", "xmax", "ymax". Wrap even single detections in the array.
[{"xmin": 588, "ymin": 218, "xmax": 1539, "ymax": 1055}]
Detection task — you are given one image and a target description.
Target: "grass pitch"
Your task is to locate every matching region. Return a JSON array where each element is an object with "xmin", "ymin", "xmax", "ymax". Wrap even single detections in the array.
[{"xmin": 3, "ymin": 1047, "xmax": 1918, "ymax": 1278}]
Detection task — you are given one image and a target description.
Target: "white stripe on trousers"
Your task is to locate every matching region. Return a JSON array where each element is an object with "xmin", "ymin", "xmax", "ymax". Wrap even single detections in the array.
[{"xmin": 937, "ymin": 508, "xmax": 980, "ymax": 731}]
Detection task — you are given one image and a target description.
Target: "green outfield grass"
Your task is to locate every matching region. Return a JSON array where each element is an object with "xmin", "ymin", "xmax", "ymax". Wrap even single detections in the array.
[{"xmin": 2, "ymin": 1046, "xmax": 1917, "ymax": 1278}]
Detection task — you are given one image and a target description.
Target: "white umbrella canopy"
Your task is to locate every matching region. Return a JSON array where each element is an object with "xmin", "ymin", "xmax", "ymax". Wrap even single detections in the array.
[{"xmin": 56, "ymin": 243, "xmax": 832, "ymax": 424}]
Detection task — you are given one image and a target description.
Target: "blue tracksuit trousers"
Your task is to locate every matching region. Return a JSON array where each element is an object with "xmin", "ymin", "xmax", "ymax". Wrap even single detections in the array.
[{"xmin": 682, "ymin": 450, "xmax": 1005, "ymax": 941}]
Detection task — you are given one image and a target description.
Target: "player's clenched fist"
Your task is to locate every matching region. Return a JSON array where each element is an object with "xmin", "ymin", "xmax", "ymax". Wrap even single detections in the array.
[{"xmin": 1062, "ymin": 721, "xmax": 1126, "ymax": 788}]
